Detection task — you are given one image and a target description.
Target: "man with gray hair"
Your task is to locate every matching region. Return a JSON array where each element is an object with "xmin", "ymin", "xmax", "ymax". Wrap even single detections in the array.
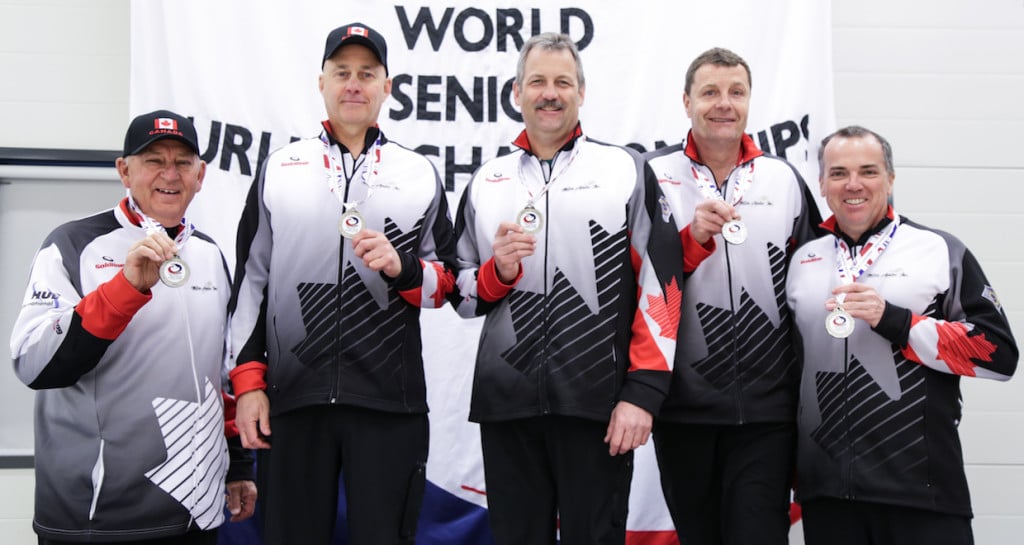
[
  {"xmin": 451, "ymin": 33, "xmax": 687, "ymax": 545},
  {"xmin": 11, "ymin": 110, "xmax": 256, "ymax": 545},
  {"xmin": 788, "ymin": 125, "xmax": 1017, "ymax": 544}
]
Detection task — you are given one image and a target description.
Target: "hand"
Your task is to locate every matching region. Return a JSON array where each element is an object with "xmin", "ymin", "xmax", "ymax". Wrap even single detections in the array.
[
  {"xmin": 826, "ymin": 283, "xmax": 887, "ymax": 328},
  {"xmin": 123, "ymin": 231, "xmax": 179, "ymax": 292},
  {"xmin": 492, "ymin": 222, "xmax": 535, "ymax": 283},
  {"xmin": 604, "ymin": 401, "xmax": 653, "ymax": 456},
  {"xmin": 352, "ymin": 229, "xmax": 402, "ymax": 278},
  {"xmin": 225, "ymin": 480, "xmax": 257, "ymax": 522},
  {"xmin": 236, "ymin": 390, "xmax": 272, "ymax": 449},
  {"xmin": 690, "ymin": 200, "xmax": 739, "ymax": 245}
]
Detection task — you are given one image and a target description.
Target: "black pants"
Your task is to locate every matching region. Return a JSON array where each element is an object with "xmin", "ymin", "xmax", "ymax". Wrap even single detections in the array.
[
  {"xmin": 653, "ymin": 421, "xmax": 795, "ymax": 545},
  {"xmin": 480, "ymin": 415, "xmax": 633, "ymax": 545},
  {"xmin": 257, "ymin": 404, "xmax": 428, "ymax": 545},
  {"xmin": 802, "ymin": 498, "xmax": 974, "ymax": 545},
  {"xmin": 40, "ymin": 529, "xmax": 217, "ymax": 545}
]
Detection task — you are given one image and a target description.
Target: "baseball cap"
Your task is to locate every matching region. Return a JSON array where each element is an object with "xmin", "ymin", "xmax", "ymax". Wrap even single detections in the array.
[
  {"xmin": 322, "ymin": 22, "xmax": 388, "ymax": 74},
  {"xmin": 123, "ymin": 110, "xmax": 200, "ymax": 157}
]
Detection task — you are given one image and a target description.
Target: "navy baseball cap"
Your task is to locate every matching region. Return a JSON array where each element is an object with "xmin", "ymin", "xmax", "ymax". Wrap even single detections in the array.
[
  {"xmin": 322, "ymin": 22, "xmax": 388, "ymax": 75},
  {"xmin": 123, "ymin": 110, "xmax": 200, "ymax": 157}
]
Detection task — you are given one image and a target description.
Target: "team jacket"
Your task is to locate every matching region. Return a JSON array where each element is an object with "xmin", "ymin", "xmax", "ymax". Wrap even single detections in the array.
[
  {"xmin": 9, "ymin": 199, "xmax": 250, "ymax": 541},
  {"xmin": 451, "ymin": 126, "xmax": 686, "ymax": 423},
  {"xmin": 644, "ymin": 133, "xmax": 820, "ymax": 424},
  {"xmin": 786, "ymin": 210, "xmax": 1018, "ymax": 516},
  {"xmin": 228, "ymin": 125, "xmax": 457, "ymax": 416}
]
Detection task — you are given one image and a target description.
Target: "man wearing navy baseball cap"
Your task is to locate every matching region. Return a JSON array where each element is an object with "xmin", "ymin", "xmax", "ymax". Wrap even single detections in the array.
[
  {"xmin": 229, "ymin": 21, "xmax": 457, "ymax": 545},
  {"xmin": 11, "ymin": 108, "xmax": 257, "ymax": 545}
]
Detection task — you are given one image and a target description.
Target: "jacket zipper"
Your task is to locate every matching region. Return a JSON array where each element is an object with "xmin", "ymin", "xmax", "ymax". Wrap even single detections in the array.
[
  {"xmin": 841, "ymin": 243, "xmax": 856, "ymax": 498},
  {"xmin": 538, "ymin": 156, "xmax": 551, "ymax": 415},
  {"xmin": 331, "ymin": 148, "xmax": 355, "ymax": 405},
  {"xmin": 720, "ymin": 167, "xmax": 745, "ymax": 424}
]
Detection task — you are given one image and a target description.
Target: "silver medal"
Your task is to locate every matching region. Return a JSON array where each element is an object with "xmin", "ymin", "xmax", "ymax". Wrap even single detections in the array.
[
  {"xmin": 721, "ymin": 219, "xmax": 748, "ymax": 245},
  {"xmin": 825, "ymin": 307, "xmax": 855, "ymax": 338},
  {"xmin": 516, "ymin": 206, "xmax": 544, "ymax": 234},
  {"xmin": 339, "ymin": 208, "xmax": 365, "ymax": 239},
  {"xmin": 159, "ymin": 256, "xmax": 190, "ymax": 288}
]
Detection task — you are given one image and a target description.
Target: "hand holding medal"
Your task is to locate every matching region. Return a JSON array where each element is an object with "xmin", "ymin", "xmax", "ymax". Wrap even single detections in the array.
[
  {"xmin": 126, "ymin": 195, "xmax": 194, "ymax": 289},
  {"xmin": 825, "ymin": 294, "xmax": 855, "ymax": 338},
  {"xmin": 825, "ymin": 283, "xmax": 888, "ymax": 339},
  {"xmin": 492, "ymin": 222, "xmax": 536, "ymax": 283},
  {"xmin": 827, "ymin": 219, "xmax": 898, "ymax": 339},
  {"xmin": 124, "ymin": 230, "xmax": 189, "ymax": 292},
  {"xmin": 690, "ymin": 163, "xmax": 754, "ymax": 245},
  {"xmin": 691, "ymin": 199, "xmax": 744, "ymax": 245}
]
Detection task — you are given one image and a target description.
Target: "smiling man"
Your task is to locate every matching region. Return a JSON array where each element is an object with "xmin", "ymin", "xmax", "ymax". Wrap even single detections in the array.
[
  {"xmin": 787, "ymin": 125, "xmax": 1018, "ymax": 545},
  {"xmin": 643, "ymin": 48, "xmax": 821, "ymax": 545},
  {"xmin": 450, "ymin": 32, "xmax": 686, "ymax": 545},
  {"xmin": 10, "ymin": 110, "xmax": 256, "ymax": 545},
  {"xmin": 227, "ymin": 21, "xmax": 457, "ymax": 545}
]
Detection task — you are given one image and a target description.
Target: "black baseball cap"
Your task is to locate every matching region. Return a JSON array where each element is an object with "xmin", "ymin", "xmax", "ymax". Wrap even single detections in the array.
[
  {"xmin": 122, "ymin": 110, "xmax": 200, "ymax": 157},
  {"xmin": 322, "ymin": 22, "xmax": 388, "ymax": 75}
]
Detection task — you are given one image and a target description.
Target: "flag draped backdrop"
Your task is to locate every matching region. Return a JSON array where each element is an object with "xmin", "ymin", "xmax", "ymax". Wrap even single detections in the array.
[{"xmin": 130, "ymin": 2, "xmax": 834, "ymax": 543}]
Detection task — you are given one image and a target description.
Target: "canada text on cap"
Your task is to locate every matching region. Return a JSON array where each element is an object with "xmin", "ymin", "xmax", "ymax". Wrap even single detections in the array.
[
  {"xmin": 122, "ymin": 110, "xmax": 200, "ymax": 157},
  {"xmin": 322, "ymin": 22, "xmax": 388, "ymax": 75}
]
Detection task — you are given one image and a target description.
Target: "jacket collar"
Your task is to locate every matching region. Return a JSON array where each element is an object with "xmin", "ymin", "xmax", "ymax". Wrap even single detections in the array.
[{"xmin": 512, "ymin": 123, "xmax": 584, "ymax": 157}]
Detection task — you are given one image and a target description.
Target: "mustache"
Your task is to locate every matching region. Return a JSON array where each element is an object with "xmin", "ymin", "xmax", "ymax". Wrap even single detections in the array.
[{"xmin": 534, "ymin": 99, "xmax": 564, "ymax": 110}]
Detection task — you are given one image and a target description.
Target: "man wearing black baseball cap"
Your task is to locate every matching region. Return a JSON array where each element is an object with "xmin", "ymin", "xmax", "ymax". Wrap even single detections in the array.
[
  {"xmin": 11, "ymin": 109, "xmax": 257, "ymax": 545},
  {"xmin": 321, "ymin": 22, "xmax": 388, "ymax": 74},
  {"xmin": 229, "ymin": 21, "xmax": 457, "ymax": 545},
  {"xmin": 122, "ymin": 109, "xmax": 201, "ymax": 157}
]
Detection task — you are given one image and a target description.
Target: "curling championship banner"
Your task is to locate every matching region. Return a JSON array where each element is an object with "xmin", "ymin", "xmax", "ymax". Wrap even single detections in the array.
[{"xmin": 130, "ymin": 1, "xmax": 834, "ymax": 543}]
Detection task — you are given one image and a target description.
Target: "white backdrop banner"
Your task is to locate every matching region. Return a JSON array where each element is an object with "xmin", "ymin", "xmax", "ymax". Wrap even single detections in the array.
[{"xmin": 131, "ymin": 1, "xmax": 834, "ymax": 543}]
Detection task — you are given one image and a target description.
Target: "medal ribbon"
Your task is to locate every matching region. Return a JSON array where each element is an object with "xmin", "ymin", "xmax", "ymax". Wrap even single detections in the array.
[
  {"xmin": 126, "ymin": 193, "xmax": 194, "ymax": 251},
  {"xmin": 516, "ymin": 136, "xmax": 585, "ymax": 208},
  {"xmin": 832, "ymin": 214, "xmax": 900, "ymax": 306},
  {"xmin": 690, "ymin": 161, "xmax": 755, "ymax": 207},
  {"xmin": 321, "ymin": 128, "xmax": 381, "ymax": 214}
]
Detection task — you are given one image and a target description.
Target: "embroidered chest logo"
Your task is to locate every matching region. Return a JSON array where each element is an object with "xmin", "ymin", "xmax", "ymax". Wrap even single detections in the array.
[
  {"xmin": 799, "ymin": 252, "xmax": 823, "ymax": 265},
  {"xmin": 95, "ymin": 256, "xmax": 124, "ymax": 269}
]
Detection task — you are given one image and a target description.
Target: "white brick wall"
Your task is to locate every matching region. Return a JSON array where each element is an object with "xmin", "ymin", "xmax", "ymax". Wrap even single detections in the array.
[{"xmin": 1, "ymin": 1, "xmax": 1022, "ymax": 543}]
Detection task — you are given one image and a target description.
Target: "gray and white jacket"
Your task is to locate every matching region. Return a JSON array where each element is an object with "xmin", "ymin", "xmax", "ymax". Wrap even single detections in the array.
[{"xmin": 10, "ymin": 199, "xmax": 249, "ymax": 542}]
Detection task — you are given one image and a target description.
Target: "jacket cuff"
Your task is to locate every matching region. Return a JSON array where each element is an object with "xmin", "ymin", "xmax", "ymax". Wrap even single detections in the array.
[
  {"xmin": 225, "ymin": 435, "xmax": 255, "ymax": 483},
  {"xmin": 76, "ymin": 270, "xmax": 152, "ymax": 340},
  {"xmin": 680, "ymin": 224, "xmax": 715, "ymax": 274},
  {"xmin": 384, "ymin": 251, "xmax": 423, "ymax": 291},
  {"xmin": 229, "ymin": 361, "xmax": 268, "ymax": 396},
  {"xmin": 618, "ymin": 370, "xmax": 671, "ymax": 417},
  {"xmin": 871, "ymin": 301, "xmax": 912, "ymax": 346},
  {"xmin": 477, "ymin": 257, "xmax": 520, "ymax": 302}
]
